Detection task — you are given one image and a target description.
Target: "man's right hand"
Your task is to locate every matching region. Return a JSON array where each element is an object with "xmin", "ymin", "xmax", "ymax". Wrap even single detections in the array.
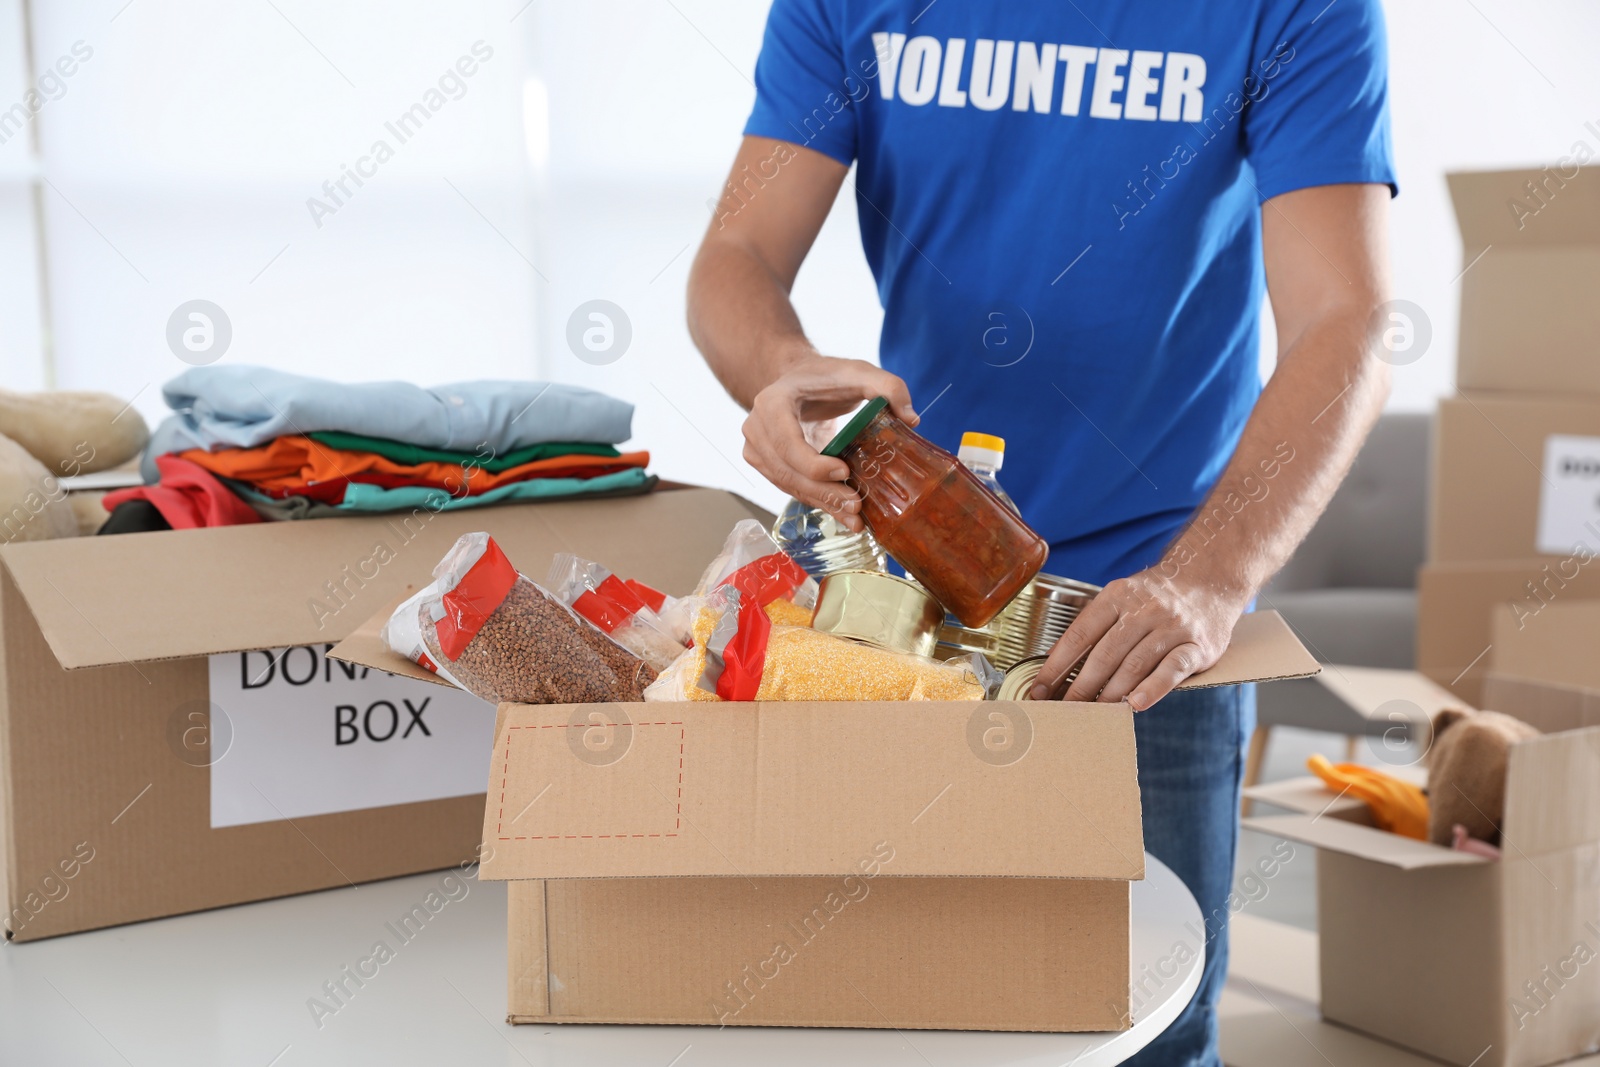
[{"xmin": 742, "ymin": 353, "xmax": 918, "ymax": 531}]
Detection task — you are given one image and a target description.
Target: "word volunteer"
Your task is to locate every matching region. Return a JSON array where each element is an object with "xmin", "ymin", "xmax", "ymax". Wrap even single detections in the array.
[{"xmin": 869, "ymin": 34, "xmax": 1212, "ymax": 121}]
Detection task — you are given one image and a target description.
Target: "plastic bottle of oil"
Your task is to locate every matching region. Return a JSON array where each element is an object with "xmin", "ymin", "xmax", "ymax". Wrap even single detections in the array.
[
  {"xmin": 957, "ymin": 432, "xmax": 1019, "ymax": 514},
  {"xmin": 771, "ymin": 497, "xmax": 887, "ymax": 580}
]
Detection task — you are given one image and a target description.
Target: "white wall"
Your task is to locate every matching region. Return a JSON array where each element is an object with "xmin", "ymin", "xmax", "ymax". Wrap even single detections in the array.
[
  {"xmin": 9, "ymin": 0, "xmax": 1599, "ymax": 516},
  {"xmin": 1381, "ymin": 0, "xmax": 1600, "ymax": 411},
  {"xmin": 23, "ymin": 0, "xmax": 536, "ymax": 426}
]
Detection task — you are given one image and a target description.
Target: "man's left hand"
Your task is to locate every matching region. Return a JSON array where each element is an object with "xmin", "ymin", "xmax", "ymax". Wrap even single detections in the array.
[{"xmin": 1029, "ymin": 567, "xmax": 1251, "ymax": 710}]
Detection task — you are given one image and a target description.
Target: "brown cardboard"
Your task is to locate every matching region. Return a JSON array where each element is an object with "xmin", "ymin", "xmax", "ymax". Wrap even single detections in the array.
[
  {"xmin": 1240, "ymin": 778, "xmax": 1375, "ymax": 823},
  {"xmin": 481, "ymin": 700, "xmax": 1143, "ymax": 881},
  {"xmin": 434, "ymin": 608, "xmax": 1318, "ymax": 1033},
  {"xmin": 1429, "ymin": 393, "xmax": 1600, "ymax": 564},
  {"xmin": 1490, "ymin": 600, "xmax": 1600, "ymax": 691},
  {"xmin": 0, "ymin": 487, "xmax": 766, "ymax": 941},
  {"xmin": 507, "ymin": 876, "xmax": 1130, "ymax": 1031},
  {"xmin": 1482, "ymin": 673, "xmax": 1600, "ymax": 734},
  {"xmin": 1245, "ymin": 684, "xmax": 1600, "ymax": 1067},
  {"xmin": 1314, "ymin": 666, "xmax": 1466, "ymax": 728},
  {"xmin": 1449, "ymin": 166, "xmax": 1600, "ymax": 396},
  {"xmin": 1416, "ymin": 558, "xmax": 1600, "ymax": 705}
]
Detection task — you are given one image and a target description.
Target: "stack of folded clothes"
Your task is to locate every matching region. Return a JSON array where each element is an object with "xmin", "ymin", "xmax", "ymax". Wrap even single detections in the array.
[{"xmin": 101, "ymin": 366, "xmax": 653, "ymax": 532}]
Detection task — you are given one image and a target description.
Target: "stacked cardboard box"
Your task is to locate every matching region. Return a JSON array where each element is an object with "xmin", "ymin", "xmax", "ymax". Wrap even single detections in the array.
[{"xmin": 1419, "ymin": 165, "xmax": 1600, "ymax": 705}]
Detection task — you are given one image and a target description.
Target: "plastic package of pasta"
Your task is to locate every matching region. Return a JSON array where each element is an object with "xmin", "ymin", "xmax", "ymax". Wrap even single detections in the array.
[
  {"xmin": 545, "ymin": 552, "xmax": 687, "ymax": 672},
  {"xmin": 645, "ymin": 586, "xmax": 984, "ymax": 703},
  {"xmin": 381, "ymin": 533, "xmax": 656, "ymax": 704}
]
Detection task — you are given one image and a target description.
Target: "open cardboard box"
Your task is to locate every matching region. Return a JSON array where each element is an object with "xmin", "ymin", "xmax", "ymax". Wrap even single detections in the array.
[
  {"xmin": 1244, "ymin": 671, "xmax": 1600, "ymax": 1067},
  {"xmin": 334, "ymin": 583, "xmax": 1318, "ymax": 1030},
  {"xmin": 0, "ymin": 487, "xmax": 764, "ymax": 941}
]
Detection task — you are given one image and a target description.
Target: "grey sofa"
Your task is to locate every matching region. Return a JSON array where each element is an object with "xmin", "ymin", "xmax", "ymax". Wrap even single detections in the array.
[{"xmin": 1246, "ymin": 413, "xmax": 1430, "ymax": 786}]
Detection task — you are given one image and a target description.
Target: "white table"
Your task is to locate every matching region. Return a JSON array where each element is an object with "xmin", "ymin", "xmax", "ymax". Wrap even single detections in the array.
[{"xmin": 0, "ymin": 853, "xmax": 1201, "ymax": 1066}]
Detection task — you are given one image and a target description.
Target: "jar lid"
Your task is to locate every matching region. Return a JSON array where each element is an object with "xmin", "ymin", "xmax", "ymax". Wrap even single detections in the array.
[{"xmin": 821, "ymin": 396, "xmax": 890, "ymax": 457}]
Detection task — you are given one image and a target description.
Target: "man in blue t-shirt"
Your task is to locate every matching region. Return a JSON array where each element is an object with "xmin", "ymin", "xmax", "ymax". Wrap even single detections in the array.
[{"xmin": 688, "ymin": 2, "xmax": 1394, "ymax": 1061}]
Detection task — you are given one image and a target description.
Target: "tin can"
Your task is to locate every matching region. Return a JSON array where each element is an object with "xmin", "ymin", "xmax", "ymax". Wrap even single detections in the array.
[
  {"xmin": 995, "ymin": 650, "xmax": 1090, "ymax": 701},
  {"xmin": 813, "ymin": 570, "xmax": 944, "ymax": 658},
  {"xmin": 935, "ymin": 573, "xmax": 1100, "ymax": 670},
  {"xmin": 997, "ymin": 657, "xmax": 1048, "ymax": 701},
  {"xmin": 993, "ymin": 573, "xmax": 1101, "ymax": 666}
]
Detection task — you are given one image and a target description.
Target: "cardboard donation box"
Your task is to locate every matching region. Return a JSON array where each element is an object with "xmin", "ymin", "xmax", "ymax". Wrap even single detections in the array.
[
  {"xmin": 333, "ymin": 610, "xmax": 1318, "ymax": 1031},
  {"xmin": 1448, "ymin": 166, "xmax": 1600, "ymax": 398},
  {"xmin": 0, "ymin": 487, "xmax": 763, "ymax": 941},
  {"xmin": 1244, "ymin": 672, "xmax": 1600, "ymax": 1067},
  {"xmin": 1430, "ymin": 394, "xmax": 1600, "ymax": 564}
]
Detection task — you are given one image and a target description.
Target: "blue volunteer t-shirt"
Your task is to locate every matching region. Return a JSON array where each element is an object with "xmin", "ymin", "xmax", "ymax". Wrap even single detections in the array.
[{"xmin": 744, "ymin": 0, "xmax": 1395, "ymax": 586}]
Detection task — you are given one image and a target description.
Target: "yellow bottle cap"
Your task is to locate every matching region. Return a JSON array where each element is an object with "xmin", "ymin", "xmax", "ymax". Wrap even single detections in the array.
[{"xmin": 960, "ymin": 432, "xmax": 1005, "ymax": 453}]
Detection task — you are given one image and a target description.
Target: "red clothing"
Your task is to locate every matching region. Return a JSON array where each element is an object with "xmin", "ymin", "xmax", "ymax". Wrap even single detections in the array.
[
  {"xmin": 177, "ymin": 436, "xmax": 650, "ymax": 502},
  {"xmin": 103, "ymin": 455, "xmax": 263, "ymax": 530}
]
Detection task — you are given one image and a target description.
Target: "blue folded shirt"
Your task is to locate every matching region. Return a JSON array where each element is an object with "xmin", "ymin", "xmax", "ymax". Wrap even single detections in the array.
[{"xmin": 143, "ymin": 365, "xmax": 635, "ymax": 482}]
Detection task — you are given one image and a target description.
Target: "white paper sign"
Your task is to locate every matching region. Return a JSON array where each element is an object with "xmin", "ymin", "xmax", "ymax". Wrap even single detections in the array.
[
  {"xmin": 1536, "ymin": 435, "xmax": 1600, "ymax": 555},
  {"xmin": 208, "ymin": 644, "xmax": 494, "ymax": 829}
]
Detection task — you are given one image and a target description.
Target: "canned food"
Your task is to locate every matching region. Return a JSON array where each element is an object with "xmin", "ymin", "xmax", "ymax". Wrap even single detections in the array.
[
  {"xmin": 812, "ymin": 569, "xmax": 944, "ymax": 658},
  {"xmin": 995, "ymin": 650, "xmax": 1088, "ymax": 701},
  {"xmin": 935, "ymin": 572, "xmax": 1101, "ymax": 670},
  {"xmin": 993, "ymin": 573, "xmax": 1101, "ymax": 666},
  {"xmin": 997, "ymin": 657, "xmax": 1047, "ymax": 701}
]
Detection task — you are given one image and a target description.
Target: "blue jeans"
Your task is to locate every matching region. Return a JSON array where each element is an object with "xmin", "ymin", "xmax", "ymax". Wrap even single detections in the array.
[{"xmin": 1124, "ymin": 683, "xmax": 1255, "ymax": 1067}]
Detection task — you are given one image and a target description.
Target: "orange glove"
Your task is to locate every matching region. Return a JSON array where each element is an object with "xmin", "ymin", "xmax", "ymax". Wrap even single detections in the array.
[{"xmin": 1307, "ymin": 754, "xmax": 1430, "ymax": 841}]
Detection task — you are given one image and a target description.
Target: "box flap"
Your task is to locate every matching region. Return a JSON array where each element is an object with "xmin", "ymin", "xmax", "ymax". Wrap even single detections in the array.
[
  {"xmin": 326, "ymin": 587, "xmax": 446, "ymax": 687},
  {"xmin": 1240, "ymin": 814, "xmax": 1488, "ymax": 869},
  {"xmin": 1316, "ymin": 666, "xmax": 1471, "ymax": 724},
  {"xmin": 1491, "ymin": 601, "xmax": 1600, "ymax": 691},
  {"xmin": 0, "ymin": 488, "xmax": 765, "ymax": 669},
  {"xmin": 1241, "ymin": 777, "xmax": 1377, "ymax": 822},
  {"xmin": 1502, "ymin": 724, "xmax": 1600, "ymax": 857},
  {"xmin": 1449, "ymin": 166, "xmax": 1600, "ymax": 247},
  {"xmin": 479, "ymin": 699, "xmax": 1146, "ymax": 882},
  {"xmin": 1177, "ymin": 610, "xmax": 1319, "ymax": 689}
]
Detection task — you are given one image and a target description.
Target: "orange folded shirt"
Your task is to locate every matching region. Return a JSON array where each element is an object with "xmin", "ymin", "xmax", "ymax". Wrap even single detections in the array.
[
  {"xmin": 178, "ymin": 436, "xmax": 649, "ymax": 499},
  {"xmin": 1307, "ymin": 754, "xmax": 1430, "ymax": 841}
]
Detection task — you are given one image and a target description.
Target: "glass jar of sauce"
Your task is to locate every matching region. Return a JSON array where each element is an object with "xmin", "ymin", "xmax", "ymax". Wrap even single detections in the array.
[{"xmin": 822, "ymin": 398, "xmax": 1048, "ymax": 627}]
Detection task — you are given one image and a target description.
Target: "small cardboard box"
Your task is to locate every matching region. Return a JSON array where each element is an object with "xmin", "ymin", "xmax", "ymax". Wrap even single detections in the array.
[
  {"xmin": 1416, "ymin": 558, "xmax": 1600, "ymax": 705},
  {"xmin": 1429, "ymin": 393, "xmax": 1600, "ymax": 564},
  {"xmin": 1245, "ymin": 675, "xmax": 1600, "ymax": 1067},
  {"xmin": 1449, "ymin": 165, "xmax": 1600, "ymax": 397},
  {"xmin": 333, "ymin": 610, "xmax": 1319, "ymax": 1031},
  {"xmin": 0, "ymin": 487, "xmax": 763, "ymax": 941}
]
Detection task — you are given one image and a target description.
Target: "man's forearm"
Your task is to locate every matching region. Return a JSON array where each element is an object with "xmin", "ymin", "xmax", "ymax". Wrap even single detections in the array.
[
  {"xmin": 686, "ymin": 239, "xmax": 815, "ymax": 410},
  {"xmin": 1157, "ymin": 309, "xmax": 1389, "ymax": 601}
]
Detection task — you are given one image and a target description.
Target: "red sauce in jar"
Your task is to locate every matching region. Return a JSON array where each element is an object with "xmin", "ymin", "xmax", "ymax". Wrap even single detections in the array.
[{"xmin": 825, "ymin": 399, "xmax": 1048, "ymax": 626}]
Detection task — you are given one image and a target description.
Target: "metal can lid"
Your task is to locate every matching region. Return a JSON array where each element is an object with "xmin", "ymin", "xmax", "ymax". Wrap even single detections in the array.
[
  {"xmin": 821, "ymin": 397, "xmax": 890, "ymax": 458},
  {"xmin": 997, "ymin": 656, "xmax": 1049, "ymax": 701}
]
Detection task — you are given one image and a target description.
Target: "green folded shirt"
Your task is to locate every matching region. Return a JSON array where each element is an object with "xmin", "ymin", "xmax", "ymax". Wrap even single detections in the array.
[
  {"xmin": 229, "ymin": 468, "xmax": 655, "ymax": 520},
  {"xmin": 305, "ymin": 430, "xmax": 621, "ymax": 472}
]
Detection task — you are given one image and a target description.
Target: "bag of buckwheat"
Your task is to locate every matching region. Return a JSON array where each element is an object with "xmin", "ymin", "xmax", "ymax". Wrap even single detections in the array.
[{"xmin": 382, "ymin": 533, "xmax": 655, "ymax": 704}]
